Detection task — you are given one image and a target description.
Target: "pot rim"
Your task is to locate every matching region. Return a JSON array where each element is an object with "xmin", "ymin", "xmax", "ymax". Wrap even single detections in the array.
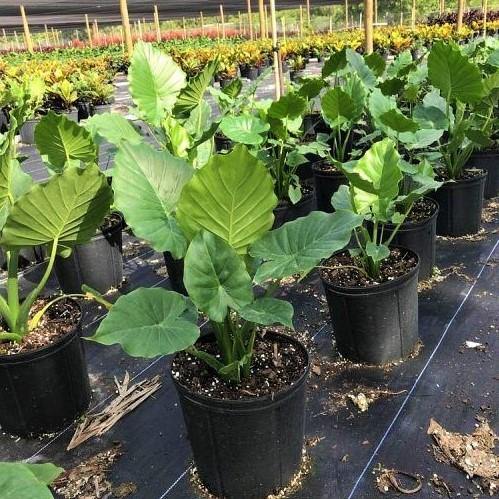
[
  {"xmin": 274, "ymin": 185, "xmax": 315, "ymax": 212},
  {"xmin": 0, "ymin": 298, "xmax": 82, "ymax": 364},
  {"xmin": 171, "ymin": 331, "xmax": 310, "ymax": 409},
  {"xmin": 471, "ymin": 149, "xmax": 499, "ymax": 158},
  {"xmin": 384, "ymin": 196, "xmax": 439, "ymax": 230},
  {"xmin": 440, "ymin": 169, "xmax": 488, "ymax": 186},
  {"xmin": 311, "ymin": 161, "xmax": 344, "ymax": 177},
  {"xmin": 320, "ymin": 246, "xmax": 420, "ymax": 295}
]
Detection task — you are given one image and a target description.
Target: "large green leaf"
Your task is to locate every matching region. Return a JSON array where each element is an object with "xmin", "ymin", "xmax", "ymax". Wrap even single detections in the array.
[
  {"xmin": 173, "ymin": 58, "xmax": 219, "ymax": 116},
  {"xmin": 364, "ymin": 52, "xmax": 386, "ymax": 77},
  {"xmin": 88, "ymin": 288, "xmax": 200, "ymax": 357},
  {"xmin": 322, "ymin": 48, "xmax": 347, "ymax": 77},
  {"xmin": 379, "ymin": 109, "xmax": 419, "ymax": 133},
  {"xmin": 428, "ymin": 41, "xmax": 484, "ymax": 103},
  {"xmin": 184, "ymin": 231, "xmax": 253, "ymax": 322},
  {"xmin": 129, "ymin": 42, "xmax": 187, "ymax": 126},
  {"xmin": 239, "ymin": 297, "xmax": 294, "ymax": 329},
  {"xmin": 0, "ymin": 462, "xmax": 63, "ymax": 499},
  {"xmin": 85, "ymin": 112, "xmax": 142, "ymax": 146},
  {"xmin": 219, "ymin": 114, "xmax": 269, "ymax": 145},
  {"xmin": 339, "ymin": 138, "xmax": 402, "ymax": 199},
  {"xmin": 34, "ymin": 111, "xmax": 97, "ymax": 172},
  {"xmin": 113, "ymin": 141, "xmax": 193, "ymax": 258},
  {"xmin": 177, "ymin": 144, "xmax": 277, "ymax": 254},
  {"xmin": 346, "ymin": 49, "xmax": 377, "ymax": 88},
  {"xmin": 1, "ymin": 164, "xmax": 112, "ymax": 250},
  {"xmin": 250, "ymin": 210, "xmax": 363, "ymax": 283},
  {"xmin": 321, "ymin": 87, "xmax": 356, "ymax": 127},
  {"xmin": 268, "ymin": 93, "xmax": 307, "ymax": 120}
]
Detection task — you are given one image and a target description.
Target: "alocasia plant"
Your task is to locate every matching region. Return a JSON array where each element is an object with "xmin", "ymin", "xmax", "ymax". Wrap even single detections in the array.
[
  {"xmin": 0, "ymin": 90, "xmax": 112, "ymax": 343},
  {"xmin": 331, "ymin": 138, "xmax": 441, "ymax": 278},
  {"xmin": 89, "ymin": 145, "xmax": 363, "ymax": 382}
]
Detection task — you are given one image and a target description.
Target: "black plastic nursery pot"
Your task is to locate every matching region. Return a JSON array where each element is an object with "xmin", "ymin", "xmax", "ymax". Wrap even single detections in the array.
[
  {"xmin": 467, "ymin": 151, "xmax": 498, "ymax": 200},
  {"xmin": 302, "ymin": 112, "xmax": 329, "ymax": 138},
  {"xmin": 320, "ymin": 248, "xmax": 420, "ymax": 365},
  {"xmin": 430, "ymin": 171, "xmax": 487, "ymax": 237},
  {"xmin": 163, "ymin": 251, "xmax": 187, "ymax": 295},
  {"xmin": 383, "ymin": 198, "xmax": 439, "ymax": 281},
  {"xmin": 172, "ymin": 332, "xmax": 309, "ymax": 499},
  {"xmin": 273, "ymin": 187, "xmax": 315, "ymax": 228},
  {"xmin": 312, "ymin": 164, "xmax": 347, "ymax": 213},
  {"xmin": 0, "ymin": 303, "xmax": 90, "ymax": 437},
  {"xmin": 55, "ymin": 213, "xmax": 123, "ymax": 294},
  {"xmin": 214, "ymin": 133, "xmax": 233, "ymax": 153},
  {"xmin": 77, "ymin": 101, "xmax": 92, "ymax": 121},
  {"xmin": 19, "ymin": 118, "xmax": 40, "ymax": 145}
]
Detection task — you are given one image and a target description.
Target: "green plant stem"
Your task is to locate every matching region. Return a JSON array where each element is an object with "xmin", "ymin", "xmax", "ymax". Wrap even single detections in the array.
[
  {"xmin": 0, "ymin": 332, "xmax": 23, "ymax": 342},
  {"xmin": 28, "ymin": 293, "xmax": 86, "ymax": 331},
  {"xmin": 6, "ymin": 250, "xmax": 20, "ymax": 329},
  {"xmin": 212, "ymin": 319, "xmax": 233, "ymax": 365}
]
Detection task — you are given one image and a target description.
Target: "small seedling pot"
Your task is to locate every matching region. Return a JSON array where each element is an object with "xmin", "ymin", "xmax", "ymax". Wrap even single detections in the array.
[
  {"xmin": 162, "ymin": 252, "xmax": 187, "ymax": 295},
  {"xmin": 321, "ymin": 248, "xmax": 420, "ymax": 364},
  {"xmin": 0, "ymin": 302, "xmax": 90, "ymax": 437},
  {"xmin": 430, "ymin": 171, "xmax": 487, "ymax": 236},
  {"xmin": 273, "ymin": 187, "xmax": 315, "ymax": 228},
  {"xmin": 55, "ymin": 213, "xmax": 123, "ymax": 294},
  {"xmin": 312, "ymin": 164, "xmax": 347, "ymax": 213},
  {"xmin": 172, "ymin": 332, "xmax": 309, "ymax": 499},
  {"xmin": 382, "ymin": 198, "xmax": 439, "ymax": 281},
  {"xmin": 467, "ymin": 151, "xmax": 498, "ymax": 200},
  {"xmin": 77, "ymin": 101, "xmax": 92, "ymax": 121},
  {"xmin": 289, "ymin": 69, "xmax": 305, "ymax": 82}
]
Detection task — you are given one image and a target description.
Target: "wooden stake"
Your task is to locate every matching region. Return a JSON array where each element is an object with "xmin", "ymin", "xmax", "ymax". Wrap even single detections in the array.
[
  {"xmin": 345, "ymin": 0, "xmax": 349, "ymax": 29},
  {"xmin": 299, "ymin": 5, "xmax": 304, "ymax": 37},
  {"xmin": 2, "ymin": 29, "xmax": 7, "ymax": 45},
  {"xmin": 220, "ymin": 5, "xmax": 226, "ymax": 39},
  {"xmin": 483, "ymin": 0, "xmax": 488, "ymax": 36},
  {"xmin": 119, "ymin": 0, "xmax": 133, "ymax": 57},
  {"xmin": 269, "ymin": 0, "xmax": 281, "ymax": 100},
  {"xmin": 457, "ymin": 0, "xmax": 464, "ymax": 30},
  {"xmin": 306, "ymin": 0, "xmax": 311, "ymax": 28},
  {"xmin": 138, "ymin": 19, "xmax": 143, "ymax": 40},
  {"xmin": 84, "ymin": 15, "xmax": 93, "ymax": 47},
  {"xmin": 20, "ymin": 6, "xmax": 34, "ymax": 54},
  {"xmin": 154, "ymin": 5, "xmax": 161, "ymax": 42},
  {"xmin": 258, "ymin": 0, "xmax": 265, "ymax": 39},
  {"xmin": 182, "ymin": 17, "xmax": 187, "ymax": 39},
  {"xmin": 247, "ymin": 0, "xmax": 253, "ymax": 40},
  {"xmin": 329, "ymin": 15, "xmax": 332, "ymax": 33},
  {"xmin": 93, "ymin": 19, "xmax": 99, "ymax": 42},
  {"xmin": 411, "ymin": 0, "xmax": 416, "ymax": 28},
  {"xmin": 374, "ymin": 0, "xmax": 378, "ymax": 24},
  {"xmin": 281, "ymin": 16, "xmax": 286, "ymax": 41},
  {"xmin": 364, "ymin": 0, "xmax": 373, "ymax": 54},
  {"xmin": 14, "ymin": 31, "xmax": 20, "ymax": 50},
  {"xmin": 265, "ymin": 5, "xmax": 269, "ymax": 38},
  {"xmin": 239, "ymin": 11, "xmax": 243, "ymax": 34},
  {"xmin": 200, "ymin": 11, "xmax": 205, "ymax": 35}
]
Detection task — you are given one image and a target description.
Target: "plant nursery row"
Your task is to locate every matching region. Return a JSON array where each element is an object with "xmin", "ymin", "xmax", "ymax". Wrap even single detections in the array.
[{"xmin": 0, "ymin": 28, "xmax": 497, "ymax": 499}]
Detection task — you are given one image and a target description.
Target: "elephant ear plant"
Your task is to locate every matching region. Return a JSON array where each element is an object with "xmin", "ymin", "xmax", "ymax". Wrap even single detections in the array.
[
  {"xmin": 425, "ymin": 41, "xmax": 498, "ymax": 236},
  {"xmin": 88, "ymin": 144, "xmax": 362, "ymax": 498},
  {"xmin": 319, "ymin": 138, "xmax": 440, "ymax": 365}
]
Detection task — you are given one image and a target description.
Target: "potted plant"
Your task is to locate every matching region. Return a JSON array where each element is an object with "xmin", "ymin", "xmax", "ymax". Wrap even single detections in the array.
[
  {"xmin": 34, "ymin": 111, "xmax": 124, "ymax": 295},
  {"xmin": 89, "ymin": 144, "xmax": 362, "ymax": 498},
  {"xmin": 426, "ymin": 41, "xmax": 494, "ymax": 236},
  {"xmin": 47, "ymin": 79, "xmax": 79, "ymax": 121},
  {"xmin": 289, "ymin": 55, "xmax": 307, "ymax": 82},
  {"xmin": 319, "ymin": 138, "xmax": 439, "ymax": 364},
  {"xmin": 0, "ymin": 95, "xmax": 112, "ymax": 436}
]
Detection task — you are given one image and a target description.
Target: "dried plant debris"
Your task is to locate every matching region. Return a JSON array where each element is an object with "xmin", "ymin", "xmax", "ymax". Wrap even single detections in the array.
[
  {"xmin": 375, "ymin": 466, "xmax": 423, "ymax": 495},
  {"xmin": 122, "ymin": 240, "xmax": 148, "ymax": 259},
  {"xmin": 112, "ymin": 481, "xmax": 138, "ymax": 497},
  {"xmin": 67, "ymin": 372, "xmax": 161, "ymax": 450},
  {"xmin": 418, "ymin": 265, "xmax": 472, "ymax": 292},
  {"xmin": 427, "ymin": 418, "xmax": 499, "ymax": 495},
  {"xmin": 437, "ymin": 228, "xmax": 493, "ymax": 242},
  {"xmin": 482, "ymin": 199, "xmax": 498, "ymax": 224},
  {"xmin": 53, "ymin": 444, "xmax": 123, "ymax": 499},
  {"xmin": 430, "ymin": 474, "xmax": 453, "ymax": 497}
]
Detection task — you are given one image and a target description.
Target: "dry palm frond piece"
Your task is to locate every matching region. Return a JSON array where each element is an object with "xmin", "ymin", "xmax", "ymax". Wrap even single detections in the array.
[{"xmin": 67, "ymin": 372, "xmax": 162, "ymax": 450}]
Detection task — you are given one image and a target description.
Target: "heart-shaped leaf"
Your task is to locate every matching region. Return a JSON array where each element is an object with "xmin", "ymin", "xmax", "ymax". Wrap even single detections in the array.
[
  {"xmin": 428, "ymin": 41, "xmax": 484, "ymax": 103},
  {"xmin": 113, "ymin": 141, "xmax": 193, "ymax": 258},
  {"xmin": 379, "ymin": 109, "xmax": 419, "ymax": 133},
  {"xmin": 239, "ymin": 298, "xmax": 294, "ymax": 329},
  {"xmin": 177, "ymin": 144, "xmax": 277, "ymax": 254},
  {"xmin": 220, "ymin": 114, "xmax": 270, "ymax": 145},
  {"xmin": 184, "ymin": 231, "xmax": 253, "ymax": 322},
  {"xmin": 85, "ymin": 112, "xmax": 142, "ymax": 146},
  {"xmin": 321, "ymin": 87, "xmax": 356, "ymax": 127},
  {"xmin": 34, "ymin": 111, "xmax": 97, "ymax": 172},
  {"xmin": 250, "ymin": 210, "xmax": 363, "ymax": 283},
  {"xmin": 1, "ymin": 164, "xmax": 112, "ymax": 250},
  {"xmin": 268, "ymin": 93, "xmax": 307, "ymax": 120},
  {"xmin": 129, "ymin": 42, "xmax": 186, "ymax": 126},
  {"xmin": 89, "ymin": 288, "xmax": 200, "ymax": 357}
]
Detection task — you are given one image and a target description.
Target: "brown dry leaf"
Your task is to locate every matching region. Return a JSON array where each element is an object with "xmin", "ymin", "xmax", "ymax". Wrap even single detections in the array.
[
  {"xmin": 67, "ymin": 373, "xmax": 162, "ymax": 450},
  {"xmin": 427, "ymin": 418, "xmax": 499, "ymax": 495},
  {"xmin": 375, "ymin": 467, "xmax": 422, "ymax": 495},
  {"xmin": 53, "ymin": 444, "xmax": 122, "ymax": 498},
  {"xmin": 430, "ymin": 474, "xmax": 453, "ymax": 497},
  {"xmin": 112, "ymin": 481, "xmax": 138, "ymax": 497}
]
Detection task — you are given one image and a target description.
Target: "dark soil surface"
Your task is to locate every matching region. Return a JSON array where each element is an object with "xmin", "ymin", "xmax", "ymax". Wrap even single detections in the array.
[
  {"xmin": 100, "ymin": 212, "xmax": 123, "ymax": 233},
  {"xmin": 172, "ymin": 331, "xmax": 308, "ymax": 400},
  {"xmin": 277, "ymin": 181, "xmax": 314, "ymax": 209},
  {"xmin": 320, "ymin": 247, "xmax": 418, "ymax": 288},
  {"xmin": 0, "ymin": 298, "xmax": 80, "ymax": 355},
  {"xmin": 312, "ymin": 160, "xmax": 341, "ymax": 174},
  {"xmin": 400, "ymin": 197, "xmax": 437, "ymax": 224},
  {"xmin": 436, "ymin": 168, "xmax": 485, "ymax": 182}
]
